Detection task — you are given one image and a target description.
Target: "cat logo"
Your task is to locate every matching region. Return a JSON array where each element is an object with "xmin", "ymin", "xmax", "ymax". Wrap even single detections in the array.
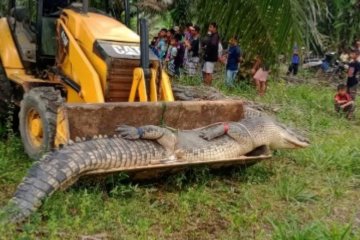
[{"xmin": 112, "ymin": 45, "xmax": 141, "ymax": 56}]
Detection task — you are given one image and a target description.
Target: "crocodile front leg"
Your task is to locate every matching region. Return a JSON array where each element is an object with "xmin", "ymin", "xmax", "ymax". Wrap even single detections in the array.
[
  {"xmin": 199, "ymin": 123, "xmax": 228, "ymax": 140},
  {"xmin": 199, "ymin": 123, "xmax": 254, "ymax": 150},
  {"xmin": 116, "ymin": 125, "xmax": 177, "ymax": 154}
]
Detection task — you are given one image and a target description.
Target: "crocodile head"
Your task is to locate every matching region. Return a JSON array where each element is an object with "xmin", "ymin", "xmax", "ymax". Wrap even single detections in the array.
[{"xmin": 270, "ymin": 123, "xmax": 310, "ymax": 149}]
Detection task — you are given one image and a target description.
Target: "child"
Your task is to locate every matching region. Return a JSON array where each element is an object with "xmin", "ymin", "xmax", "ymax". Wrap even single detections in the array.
[
  {"xmin": 287, "ymin": 50, "xmax": 300, "ymax": 76},
  {"xmin": 165, "ymin": 37, "xmax": 178, "ymax": 76},
  {"xmin": 335, "ymin": 84, "xmax": 355, "ymax": 120},
  {"xmin": 252, "ymin": 55, "xmax": 270, "ymax": 96},
  {"xmin": 155, "ymin": 29, "xmax": 168, "ymax": 61},
  {"xmin": 347, "ymin": 49, "xmax": 360, "ymax": 100},
  {"xmin": 166, "ymin": 34, "xmax": 184, "ymax": 77}
]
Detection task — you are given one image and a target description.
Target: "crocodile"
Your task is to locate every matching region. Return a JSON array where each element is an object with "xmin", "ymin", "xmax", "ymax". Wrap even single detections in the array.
[{"xmin": 1, "ymin": 116, "xmax": 309, "ymax": 223}]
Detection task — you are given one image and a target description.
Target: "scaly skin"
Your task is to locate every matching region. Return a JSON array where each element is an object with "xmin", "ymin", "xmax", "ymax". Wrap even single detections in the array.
[{"xmin": 1, "ymin": 117, "xmax": 309, "ymax": 223}]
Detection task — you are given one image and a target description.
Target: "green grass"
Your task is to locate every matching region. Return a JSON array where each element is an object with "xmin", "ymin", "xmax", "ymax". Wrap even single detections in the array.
[{"xmin": 1, "ymin": 75, "xmax": 360, "ymax": 239}]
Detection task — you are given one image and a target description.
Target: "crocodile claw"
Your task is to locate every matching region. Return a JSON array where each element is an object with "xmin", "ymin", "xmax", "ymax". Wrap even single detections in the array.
[
  {"xmin": 199, "ymin": 131, "xmax": 215, "ymax": 141},
  {"xmin": 199, "ymin": 125, "xmax": 227, "ymax": 141},
  {"xmin": 116, "ymin": 125, "xmax": 140, "ymax": 140}
]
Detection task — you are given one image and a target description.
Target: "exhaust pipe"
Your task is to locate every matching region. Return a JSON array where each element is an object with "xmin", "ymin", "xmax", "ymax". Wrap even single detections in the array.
[
  {"xmin": 140, "ymin": 18, "xmax": 150, "ymax": 86},
  {"xmin": 140, "ymin": 18, "xmax": 150, "ymax": 70},
  {"xmin": 140, "ymin": 18, "xmax": 151, "ymax": 94},
  {"xmin": 124, "ymin": 0, "xmax": 130, "ymax": 28}
]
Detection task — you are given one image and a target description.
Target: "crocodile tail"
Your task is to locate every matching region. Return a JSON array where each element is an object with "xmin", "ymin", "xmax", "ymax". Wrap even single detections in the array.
[
  {"xmin": 1, "ymin": 138, "xmax": 163, "ymax": 223},
  {"xmin": 3, "ymin": 144, "xmax": 90, "ymax": 223}
]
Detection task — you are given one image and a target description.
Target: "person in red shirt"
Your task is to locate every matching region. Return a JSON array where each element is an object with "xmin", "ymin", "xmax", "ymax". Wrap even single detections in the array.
[{"xmin": 335, "ymin": 84, "xmax": 355, "ymax": 119}]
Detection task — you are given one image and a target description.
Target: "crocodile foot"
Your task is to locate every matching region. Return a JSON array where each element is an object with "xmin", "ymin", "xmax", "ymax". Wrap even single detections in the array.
[
  {"xmin": 199, "ymin": 123, "xmax": 227, "ymax": 141},
  {"xmin": 116, "ymin": 125, "xmax": 141, "ymax": 140}
]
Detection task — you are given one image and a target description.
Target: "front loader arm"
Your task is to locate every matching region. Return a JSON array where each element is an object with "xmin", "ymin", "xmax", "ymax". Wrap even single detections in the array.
[{"xmin": 56, "ymin": 21, "xmax": 104, "ymax": 103}]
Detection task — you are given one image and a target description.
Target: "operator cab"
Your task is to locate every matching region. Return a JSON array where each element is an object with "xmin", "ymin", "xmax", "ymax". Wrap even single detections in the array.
[
  {"xmin": 6, "ymin": 0, "xmax": 135, "ymax": 73},
  {"xmin": 7, "ymin": 0, "xmax": 69, "ymax": 70}
]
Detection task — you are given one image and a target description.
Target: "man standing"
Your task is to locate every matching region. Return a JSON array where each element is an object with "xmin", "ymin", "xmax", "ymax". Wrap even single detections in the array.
[
  {"xmin": 224, "ymin": 37, "xmax": 241, "ymax": 87},
  {"xmin": 347, "ymin": 49, "xmax": 360, "ymax": 100},
  {"xmin": 202, "ymin": 23, "xmax": 220, "ymax": 86},
  {"xmin": 184, "ymin": 25, "xmax": 201, "ymax": 76}
]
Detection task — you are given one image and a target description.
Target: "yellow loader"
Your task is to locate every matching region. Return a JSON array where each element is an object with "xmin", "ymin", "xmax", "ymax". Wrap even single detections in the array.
[{"xmin": 0, "ymin": 0, "xmax": 266, "ymax": 172}]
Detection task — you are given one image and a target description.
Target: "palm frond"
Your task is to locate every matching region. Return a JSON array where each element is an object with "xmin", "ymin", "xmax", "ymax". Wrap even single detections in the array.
[{"xmin": 196, "ymin": 0, "xmax": 324, "ymax": 61}]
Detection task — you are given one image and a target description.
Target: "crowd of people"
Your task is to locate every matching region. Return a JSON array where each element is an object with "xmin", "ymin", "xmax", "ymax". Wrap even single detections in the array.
[
  {"xmin": 150, "ymin": 22, "xmax": 269, "ymax": 95},
  {"xmin": 151, "ymin": 24, "xmax": 360, "ymax": 119}
]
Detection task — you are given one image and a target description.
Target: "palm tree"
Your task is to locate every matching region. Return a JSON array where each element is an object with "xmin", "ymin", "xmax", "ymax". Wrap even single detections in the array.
[
  {"xmin": 319, "ymin": 0, "xmax": 360, "ymax": 49},
  {"xmin": 136, "ymin": 0, "xmax": 192, "ymax": 26},
  {"xmin": 195, "ymin": 0, "xmax": 325, "ymax": 61}
]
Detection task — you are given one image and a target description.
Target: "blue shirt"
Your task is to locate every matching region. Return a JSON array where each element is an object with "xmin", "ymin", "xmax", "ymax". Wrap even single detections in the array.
[
  {"xmin": 156, "ymin": 38, "xmax": 167, "ymax": 60},
  {"xmin": 292, "ymin": 54, "xmax": 300, "ymax": 64},
  {"xmin": 226, "ymin": 46, "xmax": 241, "ymax": 71}
]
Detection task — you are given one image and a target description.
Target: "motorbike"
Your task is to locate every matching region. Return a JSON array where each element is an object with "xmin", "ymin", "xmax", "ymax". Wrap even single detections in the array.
[
  {"xmin": 328, "ymin": 60, "xmax": 348, "ymax": 82},
  {"xmin": 303, "ymin": 52, "xmax": 348, "ymax": 82}
]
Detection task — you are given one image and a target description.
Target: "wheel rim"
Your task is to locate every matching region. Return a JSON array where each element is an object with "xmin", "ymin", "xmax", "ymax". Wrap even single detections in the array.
[{"xmin": 26, "ymin": 108, "xmax": 44, "ymax": 148}]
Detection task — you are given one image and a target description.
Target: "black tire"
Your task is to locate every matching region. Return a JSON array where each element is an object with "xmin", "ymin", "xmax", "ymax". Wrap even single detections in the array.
[
  {"xmin": 0, "ymin": 63, "xmax": 13, "ymax": 122},
  {"xmin": 19, "ymin": 87, "xmax": 63, "ymax": 160}
]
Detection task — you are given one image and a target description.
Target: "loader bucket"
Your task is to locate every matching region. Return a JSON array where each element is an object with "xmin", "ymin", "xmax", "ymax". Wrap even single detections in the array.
[
  {"xmin": 55, "ymin": 100, "xmax": 271, "ymax": 178},
  {"xmin": 57, "ymin": 100, "xmax": 246, "ymax": 140}
]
